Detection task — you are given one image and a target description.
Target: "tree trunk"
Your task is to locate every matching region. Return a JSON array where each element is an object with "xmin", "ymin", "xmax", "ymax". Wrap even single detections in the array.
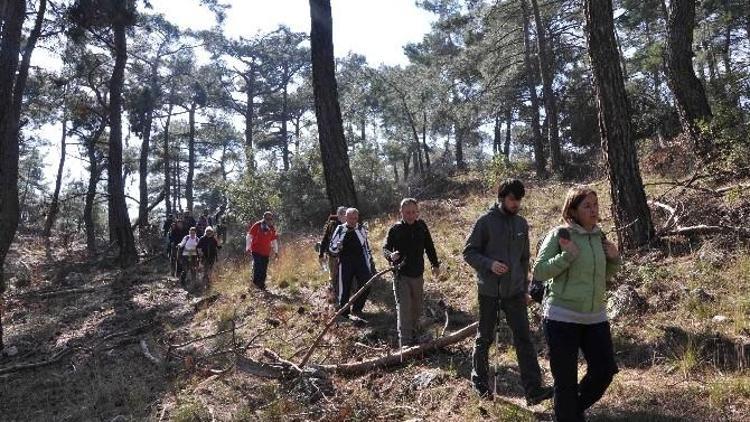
[
  {"xmin": 281, "ymin": 64, "xmax": 290, "ymax": 171},
  {"xmin": 504, "ymin": 108, "xmax": 512, "ymax": 158},
  {"xmin": 493, "ymin": 112, "xmax": 501, "ymax": 155},
  {"xmin": 521, "ymin": 0, "xmax": 547, "ymax": 178},
  {"xmin": 584, "ymin": 0, "xmax": 655, "ymax": 250},
  {"xmin": 0, "ymin": 0, "xmax": 35, "ymax": 351},
  {"xmin": 664, "ymin": 0, "xmax": 713, "ymax": 157},
  {"xmin": 163, "ymin": 103, "xmax": 173, "ymax": 216},
  {"xmin": 138, "ymin": 64, "xmax": 159, "ymax": 229},
  {"xmin": 309, "ymin": 0, "xmax": 358, "ymax": 211},
  {"xmin": 244, "ymin": 70, "xmax": 255, "ymax": 171},
  {"xmin": 107, "ymin": 19, "xmax": 137, "ymax": 267},
  {"xmin": 84, "ymin": 124, "xmax": 105, "ymax": 257},
  {"xmin": 421, "ymin": 110, "xmax": 430, "ymax": 169},
  {"xmin": 403, "ymin": 154, "xmax": 411, "ymax": 180},
  {"xmin": 186, "ymin": 102, "xmax": 196, "ymax": 212},
  {"xmin": 531, "ymin": 0, "xmax": 562, "ymax": 173},
  {"xmin": 455, "ymin": 124, "xmax": 465, "ymax": 170},
  {"xmin": 43, "ymin": 114, "xmax": 67, "ymax": 239}
]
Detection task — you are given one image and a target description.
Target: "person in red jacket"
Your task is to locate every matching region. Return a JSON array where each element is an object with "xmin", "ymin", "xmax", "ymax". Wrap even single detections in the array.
[{"xmin": 246, "ymin": 211, "xmax": 279, "ymax": 290}]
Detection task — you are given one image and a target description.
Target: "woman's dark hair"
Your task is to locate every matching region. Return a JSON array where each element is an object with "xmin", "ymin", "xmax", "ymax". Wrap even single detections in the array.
[{"xmin": 498, "ymin": 179, "xmax": 525, "ymax": 201}]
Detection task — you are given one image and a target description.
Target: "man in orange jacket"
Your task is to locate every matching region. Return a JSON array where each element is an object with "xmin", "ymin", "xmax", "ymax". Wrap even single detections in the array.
[{"xmin": 246, "ymin": 211, "xmax": 279, "ymax": 290}]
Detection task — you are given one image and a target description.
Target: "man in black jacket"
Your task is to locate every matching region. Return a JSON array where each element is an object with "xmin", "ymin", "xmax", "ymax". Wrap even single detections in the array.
[
  {"xmin": 463, "ymin": 179, "xmax": 552, "ymax": 404},
  {"xmin": 319, "ymin": 206, "xmax": 347, "ymax": 303},
  {"xmin": 384, "ymin": 198, "xmax": 440, "ymax": 347}
]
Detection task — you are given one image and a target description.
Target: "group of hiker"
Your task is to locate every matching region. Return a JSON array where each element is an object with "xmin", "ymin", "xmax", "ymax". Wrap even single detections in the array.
[
  {"xmin": 310, "ymin": 179, "xmax": 620, "ymax": 421},
  {"xmin": 164, "ymin": 210, "xmax": 223, "ymax": 286},
  {"xmin": 163, "ymin": 178, "xmax": 620, "ymax": 422}
]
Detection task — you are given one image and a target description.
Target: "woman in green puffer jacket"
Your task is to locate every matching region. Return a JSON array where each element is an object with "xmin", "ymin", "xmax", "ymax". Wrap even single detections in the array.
[{"xmin": 533, "ymin": 186, "xmax": 622, "ymax": 422}]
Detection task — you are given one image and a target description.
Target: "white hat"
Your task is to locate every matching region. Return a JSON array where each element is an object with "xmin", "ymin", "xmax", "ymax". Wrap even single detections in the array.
[{"xmin": 205, "ymin": 226, "xmax": 214, "ymax": 233}]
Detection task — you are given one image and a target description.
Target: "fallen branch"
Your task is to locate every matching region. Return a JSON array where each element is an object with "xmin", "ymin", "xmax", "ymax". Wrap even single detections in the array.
[
  {"xmin": 317, "ymin": 322, "xmax": 478, "ymax": 376},
  {"xmin": 140, "ymin": 339, "xmax": 162, "ymax": 365},
  {"xmin": 0, "ymin": 347, "xmax": 75, "ymax": 376},
  {"xmin": 662, "ymin": 224, "xmax": 750, "ymax": 237},
  {"xmin": 298, "ymin": 265, "xmax": 399, "ymax": 369}
]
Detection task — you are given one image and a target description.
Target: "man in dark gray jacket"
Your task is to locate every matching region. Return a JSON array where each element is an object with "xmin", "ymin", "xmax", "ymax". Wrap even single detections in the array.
[{"xmin": 463, "ymin": 179, "xmax": 552, "ymax": 404}]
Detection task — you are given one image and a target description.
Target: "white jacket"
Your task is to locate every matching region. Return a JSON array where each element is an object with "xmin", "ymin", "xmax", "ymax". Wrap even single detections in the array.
[{"xmin": 329, "ymin": 223, "xmax": 374, "ymax": 272}]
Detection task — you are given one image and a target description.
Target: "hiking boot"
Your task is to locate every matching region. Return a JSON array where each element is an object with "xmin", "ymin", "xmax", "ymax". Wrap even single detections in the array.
[{"xmin": 526, "ymin": 385, "xmax": 554, "ymax": 406}]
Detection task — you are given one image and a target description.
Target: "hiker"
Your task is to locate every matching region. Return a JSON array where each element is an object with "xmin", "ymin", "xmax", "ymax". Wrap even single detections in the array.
[
  {"xmin": 533, "ymin": 186, "xmax": 621, "ymax": 422},
  {"xmin": 178, "ymin": 226, "xmax": 200, "ymax": 285},
  {"xmin": 384, "ymin": 198, "xmax": 440, "ymax": 347},
  {"xmin": 183, "ymin": 210, "xmax": 197, "ymax": 230},
  {"xmin": 197, "ymin": 226, "xmax": 221, "ymax": 286},
  {"xmin": 162, "ymin": 214, "xmax": 174, "ymax": 255},
  {"xmin": 169, "ymin": 219, "xmax": 189, "ymax": 274},
  {"xmin": 319, "ymin": 206, "xmax": 347, "ymax": 303},
  {"xmin": 246, "ymin": 211, "xmax": 279, "ymax": 290},
  {"xmin": 196, "ymin": 213, "xmax": 208, "ymax": 237},
  {"xmin": 463, "ymin": 179, "xmax": 553, "ymax": 405},
  {"xmin": 329, "ymin": 208, "xmax": 374, "ymax": 318}
]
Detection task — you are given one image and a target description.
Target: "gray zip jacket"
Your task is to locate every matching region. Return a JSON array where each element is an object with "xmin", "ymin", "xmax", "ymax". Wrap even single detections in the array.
[{"xmin": 463, "ymin": 204, "xmax": 530, "ymax": 298}]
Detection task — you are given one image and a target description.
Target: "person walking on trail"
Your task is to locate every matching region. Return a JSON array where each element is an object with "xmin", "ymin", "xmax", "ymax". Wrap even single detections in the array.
[
  {"xmin": 463, "ymin": 179, "xmax": 553, "ymax": 404},
  {"xmin": 533, "ymin": 186, "xmax": 621, "ymax": 422},
  {"xmin": 183, "ymin": 210, "xmax": 197, "ymax": 230},
  {"xmin": 169, "ymin": 219, "xmax": 189, "ymax": 274},
  {"xmin": 178, "ymin": 226, "xmax": 200, "ymax": 286},
  {"xmin": 319, "ymin": 206, "xmax": 347, "ymax": 303},
  {"xmin": 246, "ymin": 211, "xmax": 279, "ymax": 290},
  {"xmin": 197, "ymin": 226, "xmax": 221, "ymax": 286},
  {"xmin": 329, "ymin": 208, "xmax": 375, "ymax": 319},
  {"xmin": 196, "ymin": 213, "xmax": 208, "ymax": 237},
  {"xmin": 384, "ymin": 198, "xmax": 440, "ymax": 347}
]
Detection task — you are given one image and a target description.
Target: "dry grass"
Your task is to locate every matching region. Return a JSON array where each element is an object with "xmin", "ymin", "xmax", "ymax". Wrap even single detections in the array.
[{"xmin": 2, "ymin": 173, "xmax": 750, "ymax": 421}]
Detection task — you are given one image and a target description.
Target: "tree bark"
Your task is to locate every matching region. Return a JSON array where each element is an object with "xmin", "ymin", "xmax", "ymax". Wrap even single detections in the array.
[
  {"xmin": 84, "ymin": 124, "xmax": 105, "ymax": 256},
  {"xmin": 493, "ymin": 112, "xmax": 502, "ymax": 156},
  {"xmin": 163, "ymin": 103, "xmax": 173, "ymax": 216},
  {"xmin": 281, "ymin": 64, "xmax": 290, "ymax": 171},
  {"xmin": 186, "ymin": 102, "xmax": 196, "ymax": 212},
  {"xmin": 584, "ymin": 0, "xmax": 655, "ymax": 250},
  {"xmin": 244, "ymin": 70, "xmax": 255, "ymax": 172},
  {"xmin": 421, "ymin": 110, "xmax": 430, "ymax": 169},
  {"xmin": 531, "ymin": 0, "xmax": 562, "ymax": 173},
  {"xmin": 309, "ymin": 0, "xmax": 358, "ymax": 211},
  {"xmin": 664, "ymin": 0, "xmax": 713, "ymax": 157},
  {"xmin": 455, "ymin": 124, "xmax": 465, "ymax": 170},
  {"xmin": 521, "ymin": 0, "xmax": 547, "ymax": 178},
  {"xmin": 504, "ymin": 108, "xmax": 512, "ymax": 157},
  {"xmin": 44, "ymin": 115, "xmax": 67, "ymax": 239},
  {"xmin": 138, "ymin": 63, "xmax": 159, "ymax": 229},
  {"xmin": 107, "ymin": 18, "xmax": 137, "ymax": 266}
]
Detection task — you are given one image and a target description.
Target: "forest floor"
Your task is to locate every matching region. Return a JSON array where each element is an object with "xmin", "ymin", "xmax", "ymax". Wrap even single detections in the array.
[{"xmin": 1, "ymin": 173, "xmax": 750, "ymax": 421}]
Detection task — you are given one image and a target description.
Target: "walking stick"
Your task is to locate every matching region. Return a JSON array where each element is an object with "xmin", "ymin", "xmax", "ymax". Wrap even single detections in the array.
[{"xmin": 298, "ymin": 262, "xmax": 403, "ymax": 369}]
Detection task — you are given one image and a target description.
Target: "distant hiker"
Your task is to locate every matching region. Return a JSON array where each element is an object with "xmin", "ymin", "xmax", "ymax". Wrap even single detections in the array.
[
  {"xmin": 196, "ymin": 214, "xmax": 208, "ymax": 237},
  {"xmin": 384, "ymin": 198, "xmax": 440, "ymax": 347},
  {"xmin": 246, "ymin": 211, "xmax": 279, "ymax": 290},
  {"xmin": 329, "ymin": 208, "xmax": 374, "ymax": 318},
  {"xmin": 197, "ymin": 226, "xmax": 221, "ymax": 286},
  {"xmin": 533, "ymin": 186, "xmax": 621, "ymax": 422},
  {"xmin": 169, "ymin": 220, "xmax": 189, "ymax": 274},
  {"xmin": 319, "ymin": 206, "xmax": 347, "ymax": 303},
  {"xmin": 178, "ymin": 226, "xmax": 200, "ymax": 285},
  {"xmin": 463, "ymin": 179, "xmax": 553, "ymax": 404},
  {"xmin": 183, "ymin": 211, "xmax": 197, "ymax": 230},
  {"xmin": 163, "ymin": 214, "xmax": 175, "ymax": 255}
]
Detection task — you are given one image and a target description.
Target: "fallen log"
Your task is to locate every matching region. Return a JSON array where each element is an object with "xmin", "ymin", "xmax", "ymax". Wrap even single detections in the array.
[
  {"xmin": 298, "ymin": 265, "xmax": 399, "ymax": 369},
  {"xmin": 317, "ymin": 321, "xmax": 478, "ymax": 376},
  {"xmin": 662, "ymin": 224, "xmax": 750, "ymax": 237}
]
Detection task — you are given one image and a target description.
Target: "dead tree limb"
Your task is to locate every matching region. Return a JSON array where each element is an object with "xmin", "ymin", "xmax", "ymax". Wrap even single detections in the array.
[
  {"xmin": 298, "ymin": 266, "xmax": 399, "ymax": 369},
  {"xmin": 662, "ymin": 224, "xmax": 750, "ymax": 237},
  {"xmin": 140, "ymin": 339, "xmax": 162, "ymax": 365},
  {"xmin": 317, "ymin": 322, "xmax": 478, "ymax": 376},
  {"xmin": 0, "ymin": 347, "xmax": 74, "ymax": 376}
]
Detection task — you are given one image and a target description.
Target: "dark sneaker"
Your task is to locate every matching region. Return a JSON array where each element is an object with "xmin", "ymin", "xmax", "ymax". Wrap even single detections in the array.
[{"xmin": 526, "ymin": 385, "xmax": 554, "ymax": 406}]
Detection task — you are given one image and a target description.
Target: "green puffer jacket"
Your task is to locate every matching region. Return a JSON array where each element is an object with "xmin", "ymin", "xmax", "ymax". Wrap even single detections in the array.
[{"xmin": 533, "ymin": 224, "xmax": 621, "ymax": 313}]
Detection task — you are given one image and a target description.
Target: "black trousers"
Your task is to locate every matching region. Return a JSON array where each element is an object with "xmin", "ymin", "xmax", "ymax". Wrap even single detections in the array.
[
  {"xmin": 471, "ymin": 293, "xmax": 544, "ymax": 396},
  {"xmin": 544, "ymin": 319, "xmax": 619, "ymax": 422},
  {"xmin": 337, "ymin": 257, "xmax": 372, "ymax": 315},
  {"xmin": 252, "ymin": 252, "xmax": 269, "ymax": 289}
]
